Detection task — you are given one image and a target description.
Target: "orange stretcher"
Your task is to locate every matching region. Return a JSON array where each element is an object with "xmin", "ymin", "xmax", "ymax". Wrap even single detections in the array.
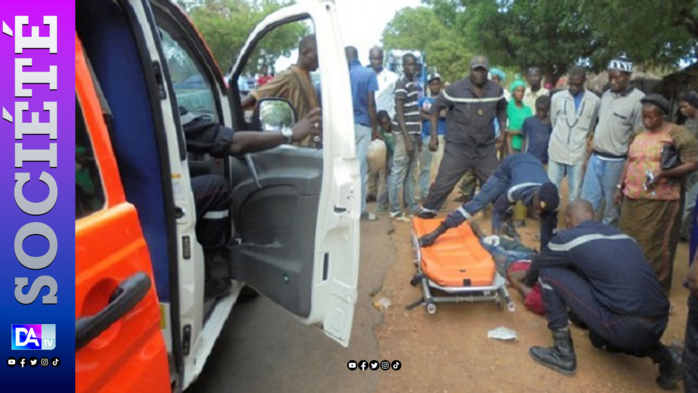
[{"xmin": 407, "ymin": 218, "xmax": 515, "ymax": 314}]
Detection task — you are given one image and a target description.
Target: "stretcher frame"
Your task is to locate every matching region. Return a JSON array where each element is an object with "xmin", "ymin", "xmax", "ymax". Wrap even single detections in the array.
[{"xmin": 407, "ymin": 227, "xmax": 516, "ymax": 315}]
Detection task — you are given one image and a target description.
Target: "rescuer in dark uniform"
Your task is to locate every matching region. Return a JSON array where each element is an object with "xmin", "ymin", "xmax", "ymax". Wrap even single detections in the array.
[
  {"xmin": 525, "ymin": 200, "xmax": 682, "ymax": 390},
  {"xmin": 419, "ymin": 153, "xmax": 560, "ymax": 249}
]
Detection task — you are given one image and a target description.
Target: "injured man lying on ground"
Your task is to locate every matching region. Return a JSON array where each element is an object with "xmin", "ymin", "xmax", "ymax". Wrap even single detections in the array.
[{"xmin": 470, "ymin": 222, "xmax": 544, "ymax": 316}]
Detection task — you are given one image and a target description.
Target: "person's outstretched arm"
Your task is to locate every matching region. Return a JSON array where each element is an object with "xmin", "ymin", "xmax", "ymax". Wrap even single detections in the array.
[
  {"xmin": 229, "ymin": 109, "xmax": 321, "ymax": 155},
  {"xmin": 443, "ymin": 172, "xmax": 511, "ymax": 229},
  {"xmin": 184, "ymin": 108, "xmax": 321, "ymax": 157}
]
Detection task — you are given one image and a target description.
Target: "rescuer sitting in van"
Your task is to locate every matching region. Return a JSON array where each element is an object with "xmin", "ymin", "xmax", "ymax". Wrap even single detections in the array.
[{"xmin": 180, "ymin": 106, "xmax": 322, "ymax": 299}]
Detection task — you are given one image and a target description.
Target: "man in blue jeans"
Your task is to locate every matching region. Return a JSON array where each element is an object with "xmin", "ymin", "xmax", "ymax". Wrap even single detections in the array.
[
  {"xmin": 525, "ymin": 200, "xmax": 682, "ymax": 390},
  {"xmin": 419, "ymin": 153, "xmax": 560, "ymax": 249},
  {"xmin": 388, "ymin": 53, "xmax": 422, "ymax": 220},
  {"xmin": 346, "ymin": 46, "xmax": 379, "ymax": 220},
  {"xmin": 581, "ymin": 54, "xmax": 644, "ymax": 226}
]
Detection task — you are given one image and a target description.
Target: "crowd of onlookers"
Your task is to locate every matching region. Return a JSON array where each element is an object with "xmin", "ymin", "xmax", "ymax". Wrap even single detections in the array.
[{"xmin": 358, "ymin": 49, "xmax": 698, "ymax": 297}]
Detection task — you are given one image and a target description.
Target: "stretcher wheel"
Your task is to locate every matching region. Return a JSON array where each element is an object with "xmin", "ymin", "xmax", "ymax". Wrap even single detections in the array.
[{"xmin": 426, "ymin": 303, "xmax": 437, "ymax": 314}]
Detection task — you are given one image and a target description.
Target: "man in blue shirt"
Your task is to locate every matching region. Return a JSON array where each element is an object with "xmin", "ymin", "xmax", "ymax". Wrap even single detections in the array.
[
  {"xmin": 418, "ymin": 73, "xmax": 447, "ymax": 199},
  {"xmin": 525, "ymin": 200, "xmax": 681, "ymax": 389},
  {"xmin": 346, "ymin": 46, "xmax": 379, "ymax": 220}
]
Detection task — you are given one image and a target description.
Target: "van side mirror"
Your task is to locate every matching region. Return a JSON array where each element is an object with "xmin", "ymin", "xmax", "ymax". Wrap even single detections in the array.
[{"xmin": 256, "ymin": 98, "xmax": 297, "ymax": 131}]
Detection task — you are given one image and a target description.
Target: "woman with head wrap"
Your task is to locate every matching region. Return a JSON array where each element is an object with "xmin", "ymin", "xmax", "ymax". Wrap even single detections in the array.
[
  {"xmin": 506, "ymin": 80, "xmax": 533, "ymax": 155},
  {"xmin": 614, "ymin": 94, "xmax": 698, "ymax": 293},
  {"xmin": 679, "ymin": 91, "xmax": 698, "ymax": 139},
  {"xmin": 506, "ymin": 80, "xmax": 534, "ymax": 226},
  {"xmin": 489, "ymin": 67, "xmax": 511, "ymax": 102}
]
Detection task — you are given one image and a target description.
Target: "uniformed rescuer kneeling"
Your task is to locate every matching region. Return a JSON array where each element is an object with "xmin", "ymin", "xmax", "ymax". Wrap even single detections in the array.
[
  {"xmin": 419, "ymin": 153, "xmax": 560, "ymax": 249},
  {"xmin": 524, "ymin": 200, "xmax": 682, "ymax": 390}
]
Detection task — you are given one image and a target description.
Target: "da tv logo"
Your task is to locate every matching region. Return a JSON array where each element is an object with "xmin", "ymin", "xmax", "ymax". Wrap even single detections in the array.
[{"xmin": 11, "ymin": 325, "xmax": 56, "ymax": 350}]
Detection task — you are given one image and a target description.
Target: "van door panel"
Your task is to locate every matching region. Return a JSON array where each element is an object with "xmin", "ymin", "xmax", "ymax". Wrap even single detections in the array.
[
  {"xmin": 228, "ymin": 1, "xmax": 359, "ymax": 346},
  {"xmin": 229, "ymin": 147, "xmax": 322, "ymax": 316}
]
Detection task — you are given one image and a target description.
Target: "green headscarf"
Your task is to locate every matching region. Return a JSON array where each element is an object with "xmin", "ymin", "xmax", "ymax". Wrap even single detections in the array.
[{"xmin": 509, "ymin": 79, "xmax": 527, "ymax": 94}]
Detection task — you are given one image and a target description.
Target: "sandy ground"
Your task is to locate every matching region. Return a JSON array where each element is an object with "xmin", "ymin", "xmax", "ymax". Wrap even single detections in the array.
[{"xmin": 370, "ymin": 185, "xmax": 691, "ymax": 393}]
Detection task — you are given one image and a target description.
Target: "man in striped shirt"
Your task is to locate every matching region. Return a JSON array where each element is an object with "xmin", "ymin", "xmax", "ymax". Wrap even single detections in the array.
[
  {"xmin": 388, "ymin": 53, "xmax": 422, "ymax": 220},
  {"xmin": 418, "ymin": 55, "xmax": 508, "ymax": 218}
]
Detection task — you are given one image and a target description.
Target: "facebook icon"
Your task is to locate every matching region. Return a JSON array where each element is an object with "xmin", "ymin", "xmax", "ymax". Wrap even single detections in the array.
[{"xmin": 359, "ymin": 360, "xmax": 368, "ymax": 371}]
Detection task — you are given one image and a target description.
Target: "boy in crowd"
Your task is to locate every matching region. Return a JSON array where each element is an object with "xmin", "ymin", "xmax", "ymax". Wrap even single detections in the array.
[
  {"xmin": 522, "ymin": 95, "xmax": 553, "ymax": 166},
  {"xmin": 374, "ymin": 110, "xmax": 396, "ymax": 213}
]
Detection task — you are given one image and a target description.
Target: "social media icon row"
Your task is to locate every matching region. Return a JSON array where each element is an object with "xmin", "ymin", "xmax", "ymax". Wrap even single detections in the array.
[
  {"xmin": 7, "ymin": 357, "xmax": 59, "ymax": 368},
  {"xmin": 347, "ymin": 360, "xmax": 401, "ymax": 371}
]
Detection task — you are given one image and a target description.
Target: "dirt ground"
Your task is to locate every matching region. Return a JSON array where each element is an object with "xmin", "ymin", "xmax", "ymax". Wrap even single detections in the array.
[{"xmin": 369, "ymin": 184, "xmax": 691, "ymax": 393}]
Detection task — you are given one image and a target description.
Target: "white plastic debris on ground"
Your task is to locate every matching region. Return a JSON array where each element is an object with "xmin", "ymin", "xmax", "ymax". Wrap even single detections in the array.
[{"xmin": 487, "ymin": 326, "xmax": 518, "ymax": 341}]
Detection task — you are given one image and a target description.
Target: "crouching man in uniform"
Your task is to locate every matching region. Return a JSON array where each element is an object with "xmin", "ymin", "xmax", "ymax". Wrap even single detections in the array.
[
  {"xmin": 419, "ymin": 153, "xmax": 560, "ymax": 249},
  {"xmin": 525, "ymin": 200, "xmax": 683, "ymax": 390}
]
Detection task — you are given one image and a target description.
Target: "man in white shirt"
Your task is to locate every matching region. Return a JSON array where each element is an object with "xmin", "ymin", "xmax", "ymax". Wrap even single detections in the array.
[
  {"xmin": 548, "ymin": 66, "xmax": 600, "ymax": 202},
  {"xmin": 524, "ymin": 67, "xmax": 550, "ymax": 110},
  {"xmin": 369, "ymin": 46, "xmax": 399, "ymax": 120}
]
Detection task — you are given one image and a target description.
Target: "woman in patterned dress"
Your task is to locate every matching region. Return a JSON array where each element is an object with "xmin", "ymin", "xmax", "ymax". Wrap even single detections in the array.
[{"xmin": 615, "ymin": 94, "xmax": 698, "ymax": 293}]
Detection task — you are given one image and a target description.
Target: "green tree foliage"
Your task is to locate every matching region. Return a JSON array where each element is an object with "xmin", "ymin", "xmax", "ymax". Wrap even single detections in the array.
[
  {"xmin": 460, "ymin": 0, "xmax": 601, "ymax": 84},
  {"xmin": 420, "ymin": 0, "xmax": 698, "ymax": 83},
  {"xmin": 381, "ymin": 7, "xmax": 473, "ymax": 83},
  {"xmin": 571, "ymin": 0, "xmax": 698, "ymax": 69},
  {"xmin": 185, "ymin": 0, "xmax": 308, "ymax": 74}
]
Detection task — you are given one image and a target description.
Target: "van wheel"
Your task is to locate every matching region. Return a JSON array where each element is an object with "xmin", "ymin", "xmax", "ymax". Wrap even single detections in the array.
[{"xmin": 239, "ymin": 285, "xmax": 259, "ymax": 301}]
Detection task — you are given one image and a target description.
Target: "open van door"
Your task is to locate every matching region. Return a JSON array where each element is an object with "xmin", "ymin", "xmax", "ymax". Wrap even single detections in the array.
[{"xmin": 227, "ymin": 0, "xmax": 360, "ymax": 346}]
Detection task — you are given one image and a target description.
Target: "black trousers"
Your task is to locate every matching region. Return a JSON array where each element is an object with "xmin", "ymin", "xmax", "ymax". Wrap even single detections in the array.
[
  {"xmin": 686, "ymin": 294, "xmax": 698, "ymax": 393},
  {"xmin": 539, "ymin": 267, "xmax": 667, "ymax": 353},
  {"xmin": 422, "ymin": 140, "xmax": 498, "ymax": 211},
  {"xmin": 191, "ymin": 174, "xmax": 232, "ymax": 252}
]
